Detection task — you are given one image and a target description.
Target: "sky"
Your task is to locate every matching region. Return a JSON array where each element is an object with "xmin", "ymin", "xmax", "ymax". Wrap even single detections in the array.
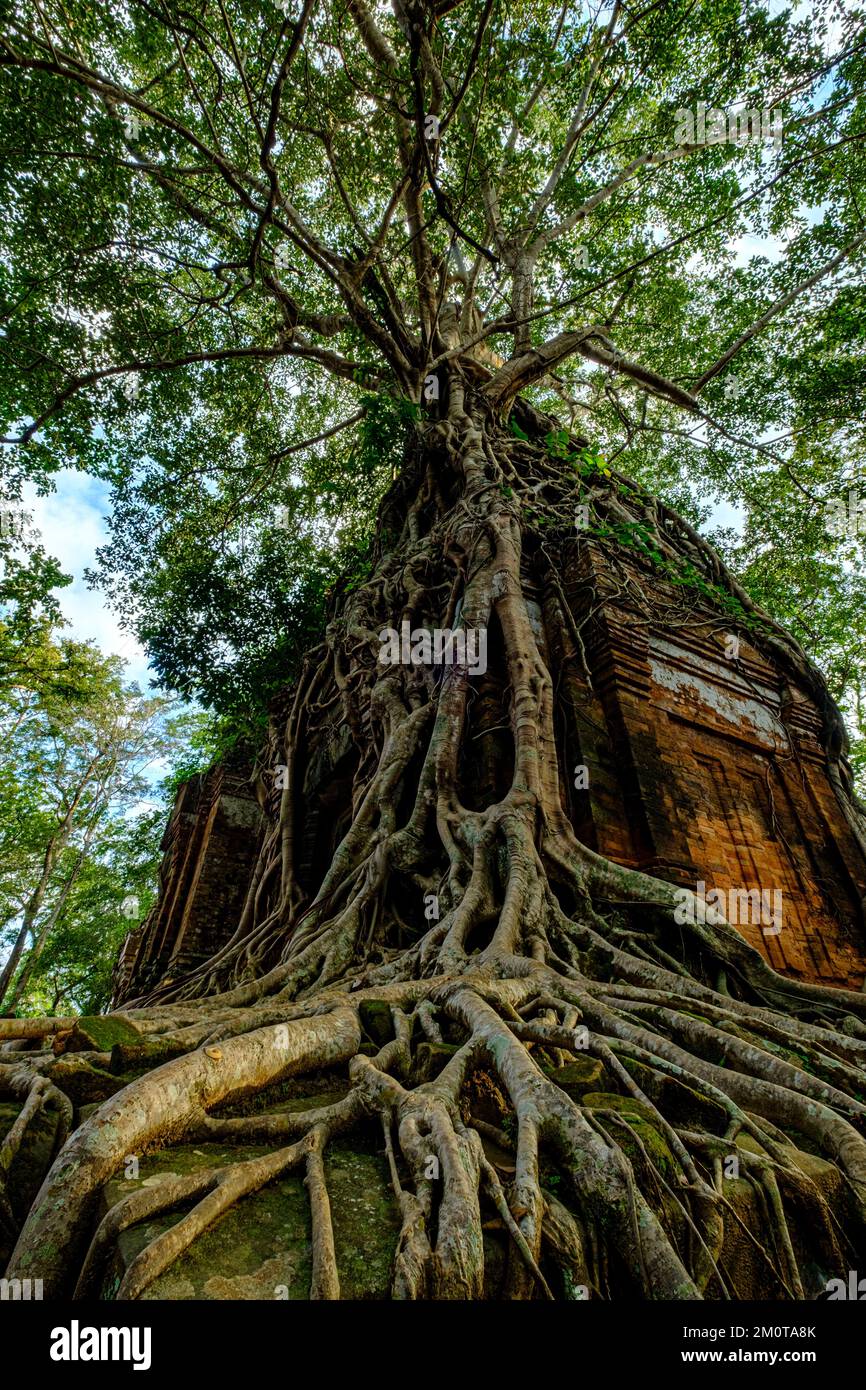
[{"xmin": 22, "ymin": 469, "xmax": 153, "ymax": 691}]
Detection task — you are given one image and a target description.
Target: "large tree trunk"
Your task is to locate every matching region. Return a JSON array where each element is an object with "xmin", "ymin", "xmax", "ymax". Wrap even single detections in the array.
[{"xmin": 4, "ymin": 377, "xmax": 866, "ymax": 1301}]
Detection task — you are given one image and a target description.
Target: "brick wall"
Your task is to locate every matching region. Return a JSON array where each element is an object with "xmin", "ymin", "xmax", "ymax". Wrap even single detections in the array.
[
  {"xmin": 558, "ymin": 540, "xmax": 866, "ymax": 989},
  {"xmin": 113, "ymin": 764, "xmax": 263, "ymax": 1003}
]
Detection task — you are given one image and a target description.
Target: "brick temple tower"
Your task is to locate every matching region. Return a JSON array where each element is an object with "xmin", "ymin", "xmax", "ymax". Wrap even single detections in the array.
[{"xmin": 114, "ymin": 539, "xmax": 866, "ymax": 1003}]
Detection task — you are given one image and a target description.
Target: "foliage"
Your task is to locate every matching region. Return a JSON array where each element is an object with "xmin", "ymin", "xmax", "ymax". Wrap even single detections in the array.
[
  {"xmin": 0, "ymin": 631, "xmax": 194, "ymax": 1016},
  {"xmin": 13, "ymin": 809, "xmax": 165, "ymax": 1016},
  {"xmin": 0, "ymin": 0, "xmax": 863, "ymax": 746}
]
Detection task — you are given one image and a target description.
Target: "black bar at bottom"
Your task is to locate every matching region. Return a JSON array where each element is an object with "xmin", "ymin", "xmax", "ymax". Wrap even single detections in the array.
[{"xmin": 0, "ymin": 1298, "xmax": 859, "ymax": 1378}]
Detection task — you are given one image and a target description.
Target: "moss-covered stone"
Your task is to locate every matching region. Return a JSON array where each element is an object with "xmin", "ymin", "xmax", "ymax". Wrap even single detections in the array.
[
  {"xmin": 98, "ymin": 1115, "xmax": 400, "ymax": 1300},
  {"xmin": 58, "ymin": 1015, "xmax": 144, "ymax": 1054},
  {"xmin": 542, "ymin": 1057, "xmax": 606, "ymax": 1098},
  {"xmin": 77, "ymin": 1101, "xmax": 104, "ymax": 1126},
  {"xmin": 45, "ymin": 1056, "xmax": 131, "ymax": 1107},
  {"xmin": 208, "ymin": 1068, "xmax": 349, "ymax": 1119},
  {"xmin": 734, "ymin": 1131, "xmax": 770, "ymax": 1159},
  {"xmin": 582, "ymin": 1091, "xmax": 677, "ymax": 1179},
  {"xmin": 620, "ymin": 1058, "xmax": 728, "ymax": 1133},
  {"xmin": 109, "ymin": 1037, "xmax": 187, "ymax": 1074},
  {"xmin": 103, "ymin": 1143, "xmax": 315, "ymax": 1301},
  {"xmin": 327, "ymin": 1135, "xmax": 402, "ymax": 1298},
  {"xmin": 712, "ymin": 1140, "xmax": 854, "ymax": 1298}
]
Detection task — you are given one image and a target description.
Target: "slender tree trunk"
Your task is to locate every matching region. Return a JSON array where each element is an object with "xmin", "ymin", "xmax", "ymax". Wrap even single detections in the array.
[
  {"xmin": 5, "ymin": 839, "xmax": 90, "ymax": 1012},
  {"xmin": 0, "ymin": 831, "xmax": 66, "ymax": 1009},
  {"xmin": 0, "ymin": 759, "xmax": 100, "ymax": 1009}
]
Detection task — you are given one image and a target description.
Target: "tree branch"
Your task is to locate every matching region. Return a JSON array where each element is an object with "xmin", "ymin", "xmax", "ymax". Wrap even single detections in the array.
[{"xmin": 692, "ymin": 230, "xmax": 866, "ymax": 392}]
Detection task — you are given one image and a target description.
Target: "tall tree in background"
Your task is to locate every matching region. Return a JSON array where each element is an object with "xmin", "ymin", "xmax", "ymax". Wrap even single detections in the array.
[
  {"xmin": 0, "ymin": 499, "xmax": 189, "ymax": 1018},
  {"xmin": 2, "ymin": 0, "xmax": 866, "ymax": 1300},
  {"xmin": 0, "ymin": 646, "xmax": 173, "ymax": 1011},
  {"xmin": 9, "ymin": 807, "xmax": 166, "ymax": 1016},
  {"xmin": 0, "ymin": 501, "xmax": 95, "ymax": 715}
]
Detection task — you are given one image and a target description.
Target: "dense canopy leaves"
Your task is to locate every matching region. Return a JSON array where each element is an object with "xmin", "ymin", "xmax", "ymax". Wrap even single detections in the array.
[{"xmin": 1, "ymin": 0, "xmax": 865, "ymax": 756}]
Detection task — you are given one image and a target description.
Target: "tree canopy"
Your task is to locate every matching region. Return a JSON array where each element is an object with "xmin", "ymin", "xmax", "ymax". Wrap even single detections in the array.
[
  {"xmin": 1, "ymin": 0, "xmax": 864, "ymax": 752},
  {"xmin": 0, "ymin": 622, "xmax": 200, "ymax": 1014},
  {"xmin": 0, "ymin": 500, "xmax": 208, "ymax": 1015}
]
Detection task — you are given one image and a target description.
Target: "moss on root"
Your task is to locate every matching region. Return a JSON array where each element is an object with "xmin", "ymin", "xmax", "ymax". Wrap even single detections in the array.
[
  {"xmin": 583, "ymin": 1092, "xmax": 678, "ymax": 1181},
  {"xmin": 99, "ymin": 1118, "xmax": 400, "ymax": 1300}
]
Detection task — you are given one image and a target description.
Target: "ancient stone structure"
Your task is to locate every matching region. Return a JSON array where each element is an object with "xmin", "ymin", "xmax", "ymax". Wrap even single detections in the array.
[
  {"xmin": 555, "ymin": 541, "xmax": 866, "ymax": 990},
  {"xmin": 114, "ymin": 763, "xmax": 263, "ymax": 1003},
  {"xmin": 116, "ymin": 540, "xmax": 866, "ymax": 1001}
]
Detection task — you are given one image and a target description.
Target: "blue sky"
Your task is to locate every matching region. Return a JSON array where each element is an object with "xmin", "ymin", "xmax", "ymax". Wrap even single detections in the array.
[{"xmin": 23, "ymin": 469, "xmax": 153, "ymax": 690}]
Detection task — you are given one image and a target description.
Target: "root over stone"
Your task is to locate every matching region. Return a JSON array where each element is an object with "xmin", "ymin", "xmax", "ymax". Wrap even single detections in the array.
[{"xmin": 4, "ymin": 382, "xmax": 866, "ymax": 1301}]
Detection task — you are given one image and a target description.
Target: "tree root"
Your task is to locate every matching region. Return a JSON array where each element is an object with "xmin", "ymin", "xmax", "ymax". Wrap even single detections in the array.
[{"xmin": 6, "ymin": 394, "xmax": 866, "ymax": 1300}]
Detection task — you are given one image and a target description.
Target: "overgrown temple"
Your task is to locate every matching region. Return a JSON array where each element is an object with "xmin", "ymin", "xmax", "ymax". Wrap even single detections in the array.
[{"xmin": 114, "ymin": 538, "xmax": 866, "ymax": 1005}]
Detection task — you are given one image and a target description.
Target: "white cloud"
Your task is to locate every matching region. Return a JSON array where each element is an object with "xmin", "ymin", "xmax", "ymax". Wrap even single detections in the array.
[{"xmin": 22, "ymin": 469, "xmax": 154, "ymax": 690}]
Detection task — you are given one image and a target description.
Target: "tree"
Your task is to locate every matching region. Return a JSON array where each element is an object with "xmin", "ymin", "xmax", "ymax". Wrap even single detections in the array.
[
  {"xmin": 0, "ymin": 505, "xmax": 97, "ymax": 716},
  {"xmin": 2, "ymin": 0, "xmax": 866, "ymax": 1301},
  {"xmin": 9, "ymin": 808, "xmax": 166, "ymax": 1017},
  {"xmin": 0, "ymin": 645, "xmax": 173, "ymax": 1012}
]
